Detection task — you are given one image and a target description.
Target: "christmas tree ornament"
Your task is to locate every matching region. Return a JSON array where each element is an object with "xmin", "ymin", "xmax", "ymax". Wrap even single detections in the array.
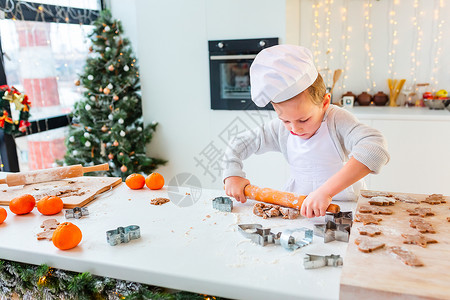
[
  {"xmin": 108, "ymin": 153, "xmax": 114, "ymax": 160},
  {"xmin": 103, "ymin": 87, "xmax": 111, "ymax": 95},
  {"xmin": 137, "ymin": 127, "xmax": 142, "ymax": 132},
  {"xmin": 119, "ymin": 152, "xmax": 124, "ymax": 156},
  {"xmin": 84, "ymin": 132, "xmax": 90, "ymax": 138},
  {"xmin": 123, "ymin": 65, "xmax": 130, "ymax": 72},
  {"xmin": 85, "ymin": 141, "xmax": 91, "ymax": 147},
  {"xmin": 69, "ymin": 136, "xmax": 75, "ymax": 143},
  {"xmin": 120, "ymin": 130, "xmax": 126, "ymax": 137},
  {"xmin": 108, "ymin": 114, "xmax": 114, "ymax": 120},
  {"xmin": 100, "ymin": 143, "xmax": 106, "ymax": 156},
  {"xmin": 118, "ymin": 118, "xmax": 124, "ymax": 124},
  {"xmin": 104, "ymin": 25, "xmax": 110, "ymax": 32},
  {"xmin": 105, "ymin": 46, "xmax": 111, "ymax": 52},
  {"xmin": 89, "ymin": 45, "xmax": 93, "ymax": 52},
  {"xmin": 90, "ymin": 96, "xmax": 96, "ymax": 101},
  {"xmin": 108, "ymin": 65, "xmax": 114, "ymax": 71},
  {"xmin": 87, "ymin": 75, "xmax": 94, "ymax": 80},
  {"xmin": 113, "ymin": 140, "xmax": 119, "ymax": 146},
  {"xmin": 85, "ymin": 104, "xmax": 91, "ymax": 111},
  {"xmin": 120, "ymin": 165, "xmax": 128, "ymax": 172},
  {"xmin": 107, "ymin": 83, "xmax": 113, "ymax": 89},
  {"xmin": 73, "ymin": 150, "xmax": 78, "ymax": 155},
  {"xmin": 101, "ymin": 125, "xmax": 108, "ymax": 132},
  {"xmin": 123, "ymin": 96, "xmax": 128, "ymax": 100},
  {"xmin": 113, "ymin": 95, "xmax": 119, "ymax": 101},
  {"xmin": 99, "ymin": 87, "xmax": 103, "ymax": 92},
  {"xmin": 74, "ymin": 79, "xmax": 80, "ymax": 86}
]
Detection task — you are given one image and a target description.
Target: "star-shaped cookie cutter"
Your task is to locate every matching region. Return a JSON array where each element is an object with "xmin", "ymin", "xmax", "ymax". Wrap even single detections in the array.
[
  {"xmin": 238, "ymin": 224, "xmax": 313, "ymax": 250},
  {"xmin": 212, "ymin": 196, "xmax": 233, "ymax": 212},
  {"xmin": 325, "ymin": 211, "xmax": 353, "ymax": 225},
  {"xmin": 314, "ymin": 221, "xmax": 351, "ymax": 243},
  {"xmin": 106, "ymin": 225, "xmax": 141, "ymax": 246},
  {"xmin": 304, "ymin": 254, "xmax": 343, "ymax": 269},
  {"xmin": 65, "ymin": 207, "xmax": 89, "ymax": 219}
]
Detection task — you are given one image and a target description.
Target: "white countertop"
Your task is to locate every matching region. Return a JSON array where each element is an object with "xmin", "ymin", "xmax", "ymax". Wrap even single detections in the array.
[
  {"xmin": 343, "ymin": 106, "xmax": 450, "ymax": 121},
  {"xmin": 0, "ymin": 181, "xmax": 356, "ymax": 300}
]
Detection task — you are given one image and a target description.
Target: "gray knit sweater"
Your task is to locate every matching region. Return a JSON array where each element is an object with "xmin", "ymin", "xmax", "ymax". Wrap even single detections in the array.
[{"xmin": 222, "ymin": 104, "xmax": 390, "ymax": 181}]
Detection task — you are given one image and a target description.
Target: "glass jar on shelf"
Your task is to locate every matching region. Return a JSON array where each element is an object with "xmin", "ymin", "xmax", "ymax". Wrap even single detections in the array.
[{"xmin": 405, "ymin": 84, "xmax": 419, "ymax": 107}]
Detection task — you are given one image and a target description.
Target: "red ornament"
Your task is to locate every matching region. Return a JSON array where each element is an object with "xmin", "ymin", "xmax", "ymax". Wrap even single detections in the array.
[
  {"xmin": 103, "ymin": 87, "xmax": 111, "ymax": 95},
  {"xmin": 120, "ymin": 165, "xmax": 127, "ymax": 172},
  {"xmin": 108, "ymin": 153, "xmax": 114, "ymax": 160},
  {"xmin": 113, "ymin": 95, "xmax": 119, "ymax": 101},
  {"xmin": 108, "ymin": 65, "xmax": 114, "ymax": 71},
  {"xmin": 113, "ymin": 140, "xmax": 119, "ymax": 147}
]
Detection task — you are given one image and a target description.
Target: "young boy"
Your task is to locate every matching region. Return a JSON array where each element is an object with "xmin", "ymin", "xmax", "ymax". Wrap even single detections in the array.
[{"xmin": 222, "ymin": 45, "xmax": 390, "ymax": 218}]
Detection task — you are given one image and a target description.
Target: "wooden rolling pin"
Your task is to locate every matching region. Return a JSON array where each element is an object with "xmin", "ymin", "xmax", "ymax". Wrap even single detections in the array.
[
  {"xmin": 244, "ymin": 184, "xmax": 340, "ymax": 213},
  {"xmin": 0, "ymin": 163, "xmax": 109, "ymax": 187}
]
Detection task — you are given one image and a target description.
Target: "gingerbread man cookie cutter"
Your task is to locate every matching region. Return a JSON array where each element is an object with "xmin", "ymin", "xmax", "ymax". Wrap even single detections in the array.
[
  {"xmin": 106, "ymin": 225, "xmax": 141, "ymax": 246},
  {"xmin": 65, "ymin": 207, "xmax": 89, "ymax": 219},
  {"xmin": 303, "ymin": 254, "xmax": 343, "ymax": 269},
  {"xmin": 212, "ymin": 196, "xmax": 233, "ymax": 212},
  {"xmin": 238, "ymin": 224, "xmax": 313, "ymax": 250}
]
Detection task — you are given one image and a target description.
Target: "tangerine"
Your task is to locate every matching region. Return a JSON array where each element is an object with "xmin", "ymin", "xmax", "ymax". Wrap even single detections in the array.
[
  {"xmin": 52, "ymin": 222, "xmax": 82, "ymax": 250},
  {"xmin": 145, "ymin": 173, "xmax": 165, "ymax": 190},
  {"xmin": 9, "ymin": 194, "xmax": 36, "ymax": 215},
  {"xmin": 125, "ymin": 173, "xmax": 146, "ymax": 189},
  {"xmin": 0, "ymin": 207, "xmax": 7, "ymax": 224},
  {"xmin": 37, "ymin": 196, "xmax": 64, "ymax": 215}
]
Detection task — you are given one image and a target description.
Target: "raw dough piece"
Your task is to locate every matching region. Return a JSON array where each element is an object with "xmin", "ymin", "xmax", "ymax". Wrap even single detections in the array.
[
  {"xmin": 368, "ymin": 196, "xmax": 395, "ymax": 206},
  {"xmin": 279, "ymin": 207, "xmax": 300, "ymax": 219},
  {"xmin": 253, "ymin": 203, "xmax": 299, "ymax": 219},
  {"xmin": 402, "ymin": 233, "xmax": 438, "ymax": 248},
  {"xmin": 355, "ymin": 214, "xmax": 382, "ymax": 225},
  {"xmin": 406, "ymin": 207, "xmax": 434, "ymax": 217},
  {"xmin": 394, "ymin": 194, "xmax": 420, "ymax": 204},
  {"xmin": 359, "ymin": 205, "xmax": 393, "ymax": 215},
  {"xmin": 387, "ymin": 246, "xmax": 424, "ymax": 267},
  {"xmin": 422, "ymin": 194, "xmax": 446, "ymax": 205},
  {"xmin": 355, "ymin": 237, "xmax": 385, "ymax": 253},
  {"xmin": 360, "ymin": 190, "xmax": 393, "ymax": 198},
  {"xmin": 150, "ymin": 198, "xmax": 170, "ymax": 205},
  {"xmin": 358, "ymin": 225, "xmax": 381, "ymax": 237},
  {"xmin": 37, "ymin": 219, "xmax": 60, "ymax": 241},
  {"xmin": 410, "ymin": 217, "xmax": 436, "ymax": 233}
]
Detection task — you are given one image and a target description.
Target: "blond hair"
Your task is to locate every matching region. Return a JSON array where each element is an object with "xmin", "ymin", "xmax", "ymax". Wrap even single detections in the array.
[{"xmin": 307, "ymin": 73, "xmax": 327, "ymax": 105}]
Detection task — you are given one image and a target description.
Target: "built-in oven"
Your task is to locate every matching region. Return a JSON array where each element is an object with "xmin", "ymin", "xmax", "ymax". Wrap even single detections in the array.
[{"xmin": 208, "ymin": 38, "xmax": 278, "ymax": 110}]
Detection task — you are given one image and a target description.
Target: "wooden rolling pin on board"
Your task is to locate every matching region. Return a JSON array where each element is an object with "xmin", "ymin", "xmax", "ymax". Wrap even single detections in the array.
[
  {"xmin": 244, "ymin": 184, "xmax": 340, "ymax": 213},
  {"xmin": 0, "ymin": 163, "xmax": 109, "ymax": 186}
]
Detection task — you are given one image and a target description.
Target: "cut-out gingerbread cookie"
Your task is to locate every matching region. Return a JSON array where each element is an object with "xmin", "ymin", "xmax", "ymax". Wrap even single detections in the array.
[
  {"xmin": 279, "ymin": 207, "xmax": 300, "ymax": 219},
  {"xmin": 406, "ymin": 207, "xmax": 434, "ymax": 218},
  {"xmin": 394, "ymin": 194, "xmax": 420, "ymax": 204},
  {"xmin": 355, "ymin": 213, "xmax": 382, "ymax": 225},
  {"xmin": 368, "ymin": 196, "xmax": 395, "ymax": 206},
  {"xmin": 359, "ymin": 205, "xmax": 393, "ymax": 215},
  {"xmin": 360, "ymin": 190, "xmax": 393, "ymax": 198},
  {"xmin": 37, "ymin": 219, "xmax": 60, "ymax": 241},
  {"xmin": 410, "ymin": 217, "xmax": 436, "ymax": 233},
  {"xmin": 422, "ymin": 194, "xmax": 446, "ymax": 205},
  {"xmin": 355, "ymin": 237, "xmax": 385, "ymax": 253},
  {"xmin": 401, "ymin": 233, "xmax": 437, "ymax": 248},
  {"xmin": 358, "ymin": 225, "xmax": 381, "ymax": 237},
  {"xmin": 388, "ymin": 246, "xmax": 423, "ymax": 267}
]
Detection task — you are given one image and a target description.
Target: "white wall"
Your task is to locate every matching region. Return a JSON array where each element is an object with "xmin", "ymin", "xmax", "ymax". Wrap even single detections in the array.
[{"xmin": 110, "ymin": 0, "xmax": 289, "ymax": 190}]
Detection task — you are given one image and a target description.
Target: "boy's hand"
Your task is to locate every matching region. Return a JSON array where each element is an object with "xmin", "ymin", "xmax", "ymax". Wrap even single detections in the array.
[
  {"xmin": 224, "ymin": 176, "xmax": 250, "ymax": 203},
  {"xmin": 300, "ymin": 188, "xmax": 332, "ymax": 218}
]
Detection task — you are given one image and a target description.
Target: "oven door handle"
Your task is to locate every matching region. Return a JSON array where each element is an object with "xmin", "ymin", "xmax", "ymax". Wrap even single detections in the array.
[{"xmin": 210, "ymin": 54, "xmax": 257, "ymax": 60}]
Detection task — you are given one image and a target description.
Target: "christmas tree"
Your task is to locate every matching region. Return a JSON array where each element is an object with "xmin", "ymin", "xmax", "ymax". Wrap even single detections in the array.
[{"xmin": 63, "ymin": 10, "xmax": 166, "ymax": 178}]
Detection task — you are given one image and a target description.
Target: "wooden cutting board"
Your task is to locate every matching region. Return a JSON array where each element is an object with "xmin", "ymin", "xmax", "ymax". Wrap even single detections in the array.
[
  {"xmin": 0, "ymin": 176, "xmax": 122, "ymax": 208},
  {"xmin": 340, "ymin": 191, "xmax": 450, "ymax": 299}
]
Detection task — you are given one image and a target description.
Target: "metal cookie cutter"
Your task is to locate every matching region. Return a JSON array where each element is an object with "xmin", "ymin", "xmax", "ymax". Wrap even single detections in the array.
[
  {"xmin": 106, "ymin": 225, "xmax": 141, "ymax": 246},
  {"xmin": 325, "ymin": 211, "xmax": 353, "ymax": 226},
  {"xmin": 212, "ymin": 196, "xmax": 233, "ymax": 212},
  {"xmin": 314, "ymin": 221, "xmax": 351, "ymax": 243},
  {"xmin": 65, "ymin": 207, "xmax": 89, "ymax": 219},
  {"xmin": 280, "ymin": 228, "xmax": 314, "ymax": 251},
  {"xmin": 238, "ymin": 224, "xmax": 280, "ymax": 246},
  {"xmin": 304, "ymin": 254, "xmax": 343, "ymax": 269}
]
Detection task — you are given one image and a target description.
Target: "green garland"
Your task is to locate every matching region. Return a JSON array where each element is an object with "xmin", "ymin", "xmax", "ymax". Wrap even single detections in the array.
[{"xmin": 0, "ymin": 259, "xmax": 221, "ymax": 300}]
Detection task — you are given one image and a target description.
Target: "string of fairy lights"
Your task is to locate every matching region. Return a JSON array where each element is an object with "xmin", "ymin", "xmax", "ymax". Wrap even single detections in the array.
[{"xmin": 309, "ymin": 0, "xmax": 447, "ymax": 94}]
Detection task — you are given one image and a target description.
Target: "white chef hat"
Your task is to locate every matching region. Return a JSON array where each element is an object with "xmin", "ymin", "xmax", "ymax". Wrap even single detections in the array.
[{"xmin": 250, "ymin": 45, "xmax": 318, "ymax": 107}]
